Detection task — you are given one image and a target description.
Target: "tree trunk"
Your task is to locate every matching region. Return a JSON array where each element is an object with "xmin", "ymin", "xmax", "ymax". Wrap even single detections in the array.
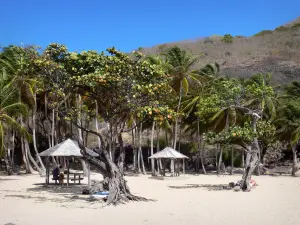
[
  {"xmin": 136, "ymin": 127, "xmax": 141, "ymax": 173},
  {"xmin": 11, "ymin": 132, "xmax": 15, "ymax": 172},
  {"xmin": 200, "ymin": 135, "xmax": 206, "ymax": 174},
  {"xmin": 51, "ymin": 108, "xmax": 55, "ymax": 147},
  {"xmin": 150, "ymin": 122, "xmax": 155, "ymax": 176},
  {"xmin": 138, "ymin": 123, "xmax": 146, "ymax": 174},
  {"xmin": 292, "ymin": 145, "xmax": 298, "ymax": 176},
  {"xmin": 178, "ymin": 125, "xmax": 182, "ymax": 152},
  {"xmin": 33, "ymin": 90, "xmax": 46, "ymax": 172},
  {"xmin": 156, "ymin": 126, "xmax": 160, "ymax": 151},
  {"xmin": 117, "ymin": 133, "xmax": 125, "ymax": 175},
  {"xmin": 24, "ymin": 138, "xmax": 45, "ymax": 176},
  {"xmin": 85, "ymin": 118, "xmax": 89, "ymax": 147},
  {"xmin": 173, "ymin": 81, "xmax": 183, "ymax": 150},
  {"xmin": 140, "ymin": 147, "xmax": 146, "ymax": 174},
  {"xmin": 20, "ymin": 115, "xmax": 31, "ymax": 174},
  {"xmin": 78, "ymin": 142, "xmax": 148, "ymax": 205},
  {"xmin": 165, "ymin": 130, "xmax": 169, "ymax": 146},
  {"xmin": 218, "ymin": 145, "xmax": 223, "ymax": 174},
  {"xmin": 215, "ymin": 147, "xmax": 218, "ymax": 171},
  {"xmin": 230, "ymin": 147, "xmax": 234, "ymax": 175},
  {"xmin": 170, "ymin": 159, "xmax": 175, "ymax": 176},
  {"xmin": 21, "ymin": 137, "xmax": 34, "ymax": 174},
  {"xmin": 108, "ymin": 121, "xmax": 113, "ymax": 160},
  {"xmin": 4, "ymin": 147, "xmax": 13, "ymax": 175},
  {"xmin": 242, "ymin": 152, "xmax": 245, "ymax": 168},
  {"xmin": 132, "ymin": 129, "xmax": 137, "ymax": 171},
  {"xmin": 95, "ymin": 101, "xmax": 101, "ymax": 148},
  {"xmin": 255, "ymin": 150, "xmax": 261, "ymax": 176},
  {"xmin": 76, "ymin": 95, "xmax": 88, "ymax": 176},
  {"xmin": 197, "ymin": 119, "xmax": 206, "ymax": 174},
  {"xmin": 240, "ymin": 116, "xmax": 260, "ymax": 191}
]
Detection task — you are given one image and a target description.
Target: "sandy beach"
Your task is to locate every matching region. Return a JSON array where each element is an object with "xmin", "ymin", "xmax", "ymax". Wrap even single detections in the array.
[{"xmin": 1, "ymin": 173, "xmax": 300, "ymax": 225}]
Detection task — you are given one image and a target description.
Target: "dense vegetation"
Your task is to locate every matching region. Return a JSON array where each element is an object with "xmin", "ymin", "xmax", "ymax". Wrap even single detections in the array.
[{"xmin": 0, "ymin": 43, "xmax": 299, "ymax": 203}]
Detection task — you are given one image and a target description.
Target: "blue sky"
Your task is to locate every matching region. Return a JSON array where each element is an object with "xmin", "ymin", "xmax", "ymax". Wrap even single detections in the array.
[{"xmin": 1, "ymin": 0, "xmax": 300, "ymax": 52}]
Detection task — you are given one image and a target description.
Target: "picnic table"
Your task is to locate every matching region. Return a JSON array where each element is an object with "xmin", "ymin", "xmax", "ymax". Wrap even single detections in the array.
[
  {"xmin": 264, "ymin": 166, "xmax": 291, "ymax": 175},
  {"xmin": 68, "ymin": 172, "xmax": 84, "ymax": 184}
]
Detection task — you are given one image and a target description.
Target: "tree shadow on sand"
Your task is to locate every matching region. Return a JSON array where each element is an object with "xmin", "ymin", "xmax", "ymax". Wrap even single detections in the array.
[
  {"xmin": 27, "ymin": 183, "xmax": 87, "ymax": 195},
  {"xmin": 6, "ymin": 183, "xmax": 107, "ymax": 206},
  {"xmin": 169, "ymin": 184, "xmax": 232, "ymax": 191}
]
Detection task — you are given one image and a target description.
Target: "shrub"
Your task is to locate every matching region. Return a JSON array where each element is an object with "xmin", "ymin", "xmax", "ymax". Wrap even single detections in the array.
[
  {"xmin": 203, "ymin": 37, "xmax": 214, "ymax": 44},
  {"xmin": 254, "ymin": 30, "xmax": 273, "ymax": 36},
  {"xmin": 222, "ymin": 34, "xmax": 233, "ymax": 43},
  {"xmin": 275, "ymin": 26, "xmax": 289, "ymax": 32},
  {"xmin": 291, "ymin": 23, "xmax": 300, "ymax": 29},
  {"xmin": 158, "ymin": 44, "xmax": 168, "ymax": 51}
]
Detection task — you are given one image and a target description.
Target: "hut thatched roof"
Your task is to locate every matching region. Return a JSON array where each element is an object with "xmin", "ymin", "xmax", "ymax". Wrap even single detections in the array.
[
  {"xmin": 39, "ymin": 139, "xmax": 99, "ymax": 157},
  {"xmin": 149, "ymin": 147, "xmax": 188, "ymax": 159}
]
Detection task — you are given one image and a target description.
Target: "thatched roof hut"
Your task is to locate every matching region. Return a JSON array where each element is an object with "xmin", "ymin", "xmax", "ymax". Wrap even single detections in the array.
[
  {"xmin": 149, "ymin": 147, "xmax": 188, "ymax": 177},
  {"xmin": 39, "ymin": 139, "xmax": 99, "ymax": 157},
  {"xmin": 149, "ymin": 147, "xmax": 188, "ymax": 159},
  {"xmin": 39, "ymin": 139, "xmax": 98, "ymax": 188}
]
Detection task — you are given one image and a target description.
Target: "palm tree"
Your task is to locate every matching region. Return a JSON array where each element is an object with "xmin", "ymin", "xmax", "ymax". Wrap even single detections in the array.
[
  {"xmin": 0, "ymin": 68, "xmax": 30, "ymax": 174},
  {"xmin": 276, "ymin": 100, "xmax": 300, "ymax": 176},
  {"xmin": 0, "ymin": 46, "xmax": 46, "ymax": 174},
  {"xmin": 164, "ymin": 46, "xmax": 201, "ymax": 149},
  {"xmin": 244, "ymin": 73, "xmax": 277, "ymax": 120}
]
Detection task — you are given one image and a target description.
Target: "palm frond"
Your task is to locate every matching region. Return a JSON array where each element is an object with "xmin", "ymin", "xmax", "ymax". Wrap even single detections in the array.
[{"xmin": 0, "ymin": 114, "xmax": 31, "ymax": 140}]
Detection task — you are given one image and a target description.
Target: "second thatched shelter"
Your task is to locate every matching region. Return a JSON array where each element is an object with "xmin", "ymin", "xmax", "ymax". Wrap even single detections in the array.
[{"xmin": 149, "ymin": 147, "xmax": 188, "ymax": 177}]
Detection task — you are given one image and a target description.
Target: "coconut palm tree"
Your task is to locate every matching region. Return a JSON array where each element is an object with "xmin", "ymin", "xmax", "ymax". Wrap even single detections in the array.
[
  {"xmin": 0, "ymin": 68, "xmax": 30, "ymax": 174},
  {"xmin": 276, "ymin": 100, "xmax": 300, "ymax": 176},
  {"xmin": 163, "ymin": 46, "xmax": 201, "ymax": 149},
  {"xmin": 0, "ymin": 46, "xmax": 46, "ymax": 174}
]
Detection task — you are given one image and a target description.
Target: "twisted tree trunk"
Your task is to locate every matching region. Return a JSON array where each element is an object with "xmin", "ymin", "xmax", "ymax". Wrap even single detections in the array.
[
  {"xmin": 292, "ymin": 145, "xmax": 298, "ymax": 176},
  {"xmin": 240, "ymin": 115, "xmax": 260, "ymax": 191},
  {"xmin": 78, "ymin": 138, "xmax": 148, "ymax": 205}
]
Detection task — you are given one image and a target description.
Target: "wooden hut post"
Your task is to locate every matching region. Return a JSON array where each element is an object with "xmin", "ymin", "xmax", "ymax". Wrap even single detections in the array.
[
  {"xmin": 177, "ymin": 160, "xmax": 180, "ymax": 176},
  {"xmin": 156, "ymin": 159, "xmax": 160, "ymax": 175},
  {"xmin": 182, "ymin": 159, "xmax": 185, "ymax": 174},
  {"xmin": 171, "ymin": 159, "xmax": 175, "ymax": 177},
  {"xmin": 88, "ymin": 163, "xmax": 91, "ymax": 189},
  {"xmin": 45, "ymin": 157, "xmax": 50, "ymax": 184},
  {"xmin": 67, "ymin": 157, "xmax": 70, "ymax": 186},
  {"xmin": 163, "ymin": 159, "xmax": 166, "ymax": 176}
]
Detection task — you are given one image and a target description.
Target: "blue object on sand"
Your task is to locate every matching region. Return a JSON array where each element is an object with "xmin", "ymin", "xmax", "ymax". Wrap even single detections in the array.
[{"xmin": 95, "ymin": 191, "xmax": 109, "ymax": 195}]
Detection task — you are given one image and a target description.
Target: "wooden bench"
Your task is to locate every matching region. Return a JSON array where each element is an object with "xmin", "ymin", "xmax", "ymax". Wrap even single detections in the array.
[
  {"xmin": 69, "ymin": 173, "xmax": 84, "ymax": 184},
  {"xmin": 264, "ymin": 166, "xmax": 291, "ymax": 176}
]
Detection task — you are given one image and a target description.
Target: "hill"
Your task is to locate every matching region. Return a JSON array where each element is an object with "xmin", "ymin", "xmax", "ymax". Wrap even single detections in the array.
[{"xmin": 139, "ymin": 17, "xmax": 300, "ymax": 84}]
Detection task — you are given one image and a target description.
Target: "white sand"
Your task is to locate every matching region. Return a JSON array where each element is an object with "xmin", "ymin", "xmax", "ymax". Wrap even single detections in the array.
[{"xmin": 1, "ymin": 172, "xmax": 300, "ymax": 225}]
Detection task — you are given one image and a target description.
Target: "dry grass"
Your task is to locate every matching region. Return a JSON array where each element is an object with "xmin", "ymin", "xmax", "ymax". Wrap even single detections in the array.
[{"xmin": 141, "ymin": 17, "xmax": 300, "ymax": 84}]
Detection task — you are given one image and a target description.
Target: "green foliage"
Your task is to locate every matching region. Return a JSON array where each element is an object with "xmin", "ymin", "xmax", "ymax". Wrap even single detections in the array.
[
  {"xmin": 158, "ymin": 44, "xmax": 168, "ymax": 51},
  {"xmin": 291, "ymin": 23, "xmax": 300, "ymax": 29},
  {"xmin": 254, "ymin": 30, "xmax": 273, "ymax": 36},
  {"xmin": 221, "ymin": 34, "xmax": 233, "ymax": 43},
  {"xmin": 0, "ymin": 42, "xmax": 297, "ymax": 172},
  {"xmin": 275, "ymin": 26, "xmax": 289, "ymax": 32}
]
